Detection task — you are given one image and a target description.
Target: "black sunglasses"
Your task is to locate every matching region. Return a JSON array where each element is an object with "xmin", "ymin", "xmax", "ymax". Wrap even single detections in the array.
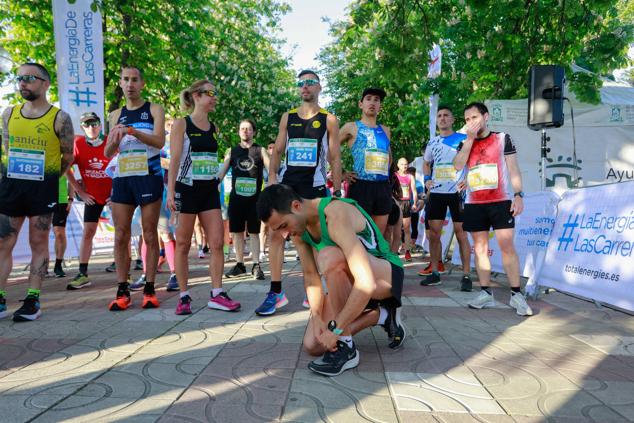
[{"xmin": 16, "ymin": 75, "xmax": 47, "ymax": 83}]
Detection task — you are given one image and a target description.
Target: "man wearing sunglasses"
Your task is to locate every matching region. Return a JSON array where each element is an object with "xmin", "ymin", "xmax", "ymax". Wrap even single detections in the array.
[
  {"xmin": 0, "ymin": 63, "xmax": 75, "ymax": 322},
  {"xmin": 105, "ymin": 65, "xmax": 165, "ymax": 311},
  {"xmin": 262, "ymin": 69, "xmax": 342, "ymax": 316},
  {"xmin": 66, "ymin": 112, "xmax": 113, "ymax": 290}
]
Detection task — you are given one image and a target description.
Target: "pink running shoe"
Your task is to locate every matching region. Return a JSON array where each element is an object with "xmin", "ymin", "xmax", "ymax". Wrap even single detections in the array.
[
  {"xmin": 207, "ymin": 292, "xmax": 241, "ymax": 312},
  {"xmin": 175, "ymin": 295, "xmax": 192, "ymax": 315}
]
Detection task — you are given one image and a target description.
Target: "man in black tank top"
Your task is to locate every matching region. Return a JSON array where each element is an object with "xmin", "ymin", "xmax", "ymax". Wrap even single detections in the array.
[
  {"xmin": 259, "ymin": 70, "xmax": 342, "ymax": 316},
  {"xmin": 218, "ymin": 119, "xmax": 270, "ymax": 280},
  {"xmin": 105, "ymin": 66, "xmax": 166, "ymax": 312}
]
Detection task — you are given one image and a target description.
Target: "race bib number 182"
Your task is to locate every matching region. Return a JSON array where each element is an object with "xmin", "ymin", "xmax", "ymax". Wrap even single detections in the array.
[{"xmin": 7, "ymin": 148, "xmax": 45, "ymax": 181}]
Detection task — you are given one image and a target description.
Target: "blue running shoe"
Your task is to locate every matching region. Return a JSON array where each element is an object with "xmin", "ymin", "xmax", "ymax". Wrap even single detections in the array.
[
  {"xmin": 13, "ymin": 295, "xmax": 41, "ymax": 322},
  {"xmin": 255, "ymin": 291, "xmax": 288, "ymax": 316},
  {"xmin": 129, "ymin": 274, "xmax": 146, "ymax": 291},
  {"xmin": 166, "ymin": 273, "xmax": 179, "ymax": 292},
  {"xmin": 0, "ymin": 296, "xmax": 8, "ymax": 320}
]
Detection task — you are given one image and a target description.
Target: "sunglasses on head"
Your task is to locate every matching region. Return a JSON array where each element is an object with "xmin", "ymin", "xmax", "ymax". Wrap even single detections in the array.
[
  {"xmin": 81, "ymin": 121, "xmax": 101, "ymax": 128},
  {"xmin": 16, "ymin": 75, "xmax": 46, "ymax": 83},
  {"xmin": 199, "ymin": 89, "xmax": 217, "ymax": 97},
  {"xmin": 296, "ymin": 79, "xmax": 319, "ymax": 88}
]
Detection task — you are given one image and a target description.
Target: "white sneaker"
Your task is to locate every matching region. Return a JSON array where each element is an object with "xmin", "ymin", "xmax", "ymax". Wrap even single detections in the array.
[
  {"xmin": 509, "ymin": 292, "xmax": 533, "ymax": 316},
  {"xmin": 259, "ymin": 252, "xmax": 267, "ymax": 263},
  {"xmin": 468, "ymin": 290, "xmax": 495, "ymax": 309}
]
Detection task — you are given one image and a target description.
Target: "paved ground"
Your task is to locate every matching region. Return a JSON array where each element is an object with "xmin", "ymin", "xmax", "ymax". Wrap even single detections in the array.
[{"xmin": 1, "ymin": 249, "xmax": 634, "ymax": 423}]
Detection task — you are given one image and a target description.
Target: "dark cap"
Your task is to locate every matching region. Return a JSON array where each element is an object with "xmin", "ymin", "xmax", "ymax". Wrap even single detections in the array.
[
  {"xmin": 80, "ymin": 111, "xmax": 100, "ymax": 123},
  {"xmin": 361, "ymin": 87, "xmax": 386, "ymax": 101},
  {"xmin": 297, "ymin": 69, "xmax": 319, "ymax": 81}
]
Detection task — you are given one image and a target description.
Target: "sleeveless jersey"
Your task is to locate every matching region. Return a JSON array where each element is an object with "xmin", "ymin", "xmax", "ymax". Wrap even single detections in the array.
[
  {"xmin": 3, "ymin": 104, "xmax": 61, "ymax": 182},
  {"xmin": 423, "ymin": 132, "xmax": 466, "ymax": 193},
  {"xmin": 280, "ymin": 108, "xmax": 328, "ymax": 187},
  {"xmin": 301, "ymin": 197, "xmax": 402, "ymax": 268},
  {"xmin": 229, "ymin": 143, "xmax": 264, "ymax": 199},
  {"xmin": 396, "ymin": 173, "xmax": 412, "ymax": 200},
  {"xmin": 176, "ymin": 116, "xmax": 218, "ymax": 186},
  {"xmin": 113, "ymin": 101, "xmax": 161, "ymax": 178},
  {"xmin": 350, "ymin": 121, "xmax": 390, "ymax": 181}
]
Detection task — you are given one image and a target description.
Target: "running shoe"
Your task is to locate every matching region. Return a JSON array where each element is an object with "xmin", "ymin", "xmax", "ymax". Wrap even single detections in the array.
[
  {"xmin": 129, "ymin": 274, "xmax": 147, "ymax": 291},
  {"xmin": 198, "ymin": 249, "xmax": 206, "ymax": 259},
  {"xmin": 175, "ymin": 294, "xmax": 192, "ymax": 315},
  {"xmin": 468, "ymin": 290, "xmax": 496, "ymax": 310},
  {"xmin": 105, "ymin": 262, "xmax": 116, "ymax": 273},
  {"xmin": 202, "ymin": 245, "xmax": 209, "ymax": 254},
  {"xmin": 404, "ymin": 250, "xmax": 412, "ymax": 262},
  {"xmin": 251, "ymin": 263, "xmax": 265, "ymax": 280},
  {"xmin": 207, "ymin": 292, "xmax": 241, "ymax": 311},
  {"xmin": 225, "ymin": 262, "xmax": 247, "ymax": 278},
  {"xmin": 67, "ymin": 273, "xmax": 91, "ymax": 290},
  {"xmin": 109, "ymin": 289, "xmax": 131, "ymax": 311},
  {"xmin": 54, "ymin": 266, "xmax": 66, "ymax": 278},
  {"xmin": 417, "ymin": 261, "xmax": 446, "ymax": 276},
  {"xmin": 308, "ymin": 341, "xmax": 359, "ymax": 377},
  {"xmin": 460, "ymin": 275, "xmax": 473, "ymax": 292},
  {"xmin": 12, "ymin": 295, "xmax": 41, "ymax": 322},
  {"xmin": 380, "ymin": 306, "xmax": 406, "ymax": 349},
  {"xmin": 255, "ymin": 291, "xmax": 288, "ymax": 316},
  {"xmin": 259, "ymin": 252, "xmax": 267, "ymax": 263},
  {"xmin": 420, "ymin": 272, "xmax": 441, "ymax": 286},
  {"xmin": 0, "ymin": 297, "xmax": 8, "ymax": 320},
  {"xmin": 142, "ymin": 292, "xmax": 160, "ymax": 309},
  {"xmin": 134, "ymin": 259, "xmax": 143, "ymax": 271},
  {"xmin": 166, "ymin": 273, "xmax": 179, "ymax": 291},
  {"xmin": 302, "ymin": 296, "xmax": 310, "ymax": 309},
  {"xmin": 509, "ymin": 292, "xmax": 533, "ymax": 316}
]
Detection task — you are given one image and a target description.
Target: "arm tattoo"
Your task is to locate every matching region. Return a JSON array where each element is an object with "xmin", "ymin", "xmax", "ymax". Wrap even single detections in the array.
[
  {"xmin": 30, "ymin": 258, "xmax": 49, "ymax": 278},
  {"xmin": 0, "ymin": 214, "xmax": 18, "ymax": 239},
  {"xmin": 57, "ymin": 112, "xmax": 75, "ymax": 174},
  {"xmin": 34, "ymin": 214, "xmax": 52, "ymax": 231},
  {"xmin": 1, "ymin": 107, "xmax": 12, "ymax": 168}
]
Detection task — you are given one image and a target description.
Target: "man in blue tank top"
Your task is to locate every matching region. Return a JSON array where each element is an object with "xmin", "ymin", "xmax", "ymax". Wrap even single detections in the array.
[
  {"xmin": 339, "ymin": 87, "xmax": 392, "ymax": 234},
  {"xmin": 105, "ymin": 65, "xmax": 166, "ymax": 312}
]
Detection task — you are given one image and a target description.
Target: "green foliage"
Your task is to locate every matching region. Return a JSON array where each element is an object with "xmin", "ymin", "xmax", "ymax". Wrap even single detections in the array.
[
  {"xmin": 319, "ymin": 0, "xmax": 634, "ymax": 161},
  {"xmin": 0, "ymin": 0, "xmax": 296, "ymax": 151}
]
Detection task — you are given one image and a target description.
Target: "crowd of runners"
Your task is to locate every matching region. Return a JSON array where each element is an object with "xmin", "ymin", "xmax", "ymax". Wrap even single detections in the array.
[{"xmin": 0, "ymin": 63, "xmax": 533, "ymax": 376}]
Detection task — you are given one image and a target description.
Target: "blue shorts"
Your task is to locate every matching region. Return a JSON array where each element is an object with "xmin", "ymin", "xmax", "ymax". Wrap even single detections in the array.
[{"xmin": 111, "ymin": 175, "xmax": 163, "ymax": 206}]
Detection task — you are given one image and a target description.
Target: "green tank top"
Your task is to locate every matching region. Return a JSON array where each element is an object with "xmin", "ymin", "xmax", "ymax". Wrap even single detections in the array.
[{"xmin": 301, "ymin": 197, "xmax": 402, "ymax": 268}]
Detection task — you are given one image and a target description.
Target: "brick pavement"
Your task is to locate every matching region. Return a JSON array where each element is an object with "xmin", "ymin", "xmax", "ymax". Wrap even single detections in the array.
[{"xmin": 1, "ymin": 250, "xmax": 634, "ymax": 422}]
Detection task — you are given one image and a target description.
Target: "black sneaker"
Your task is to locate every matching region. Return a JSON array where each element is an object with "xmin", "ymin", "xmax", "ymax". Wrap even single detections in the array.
[
  {"xmin": 251, "ymin": 263, "xmax": 265, "ymax": 280},
  {"xmin": 54, "ymin": 266, "xmax": 66, "ymax": 278},
  {"xmin": 308, "ymin": 340, "xmax": 359, "ymax": 377},
  {"xmin": 460, "ymin": 275, "xmax": 473, "ymax": 292},
  {"xmin": 225, "ymin": 262, "xmax": 247, "ymax": 278},
  {"xmin": 381, "ymin": 306, "xmax": 406, "ymax": 349},
  {"xmin": 134, "ymin": 259, "xmax": 143, "ymax": 271},
  {"xmin": 105, "ymin": 262, "xmax": 116, "ymax": 272},
  {"xmin": 202, "ymin": 245, "xmax": 209, "ymax": 254},
  {"xmin": 13, "ymin": 295, "xmax": 41, "ymax": 322},
  {"xmin": 420, "ymin": 272, "xmax": 441, "ymax": 286}
]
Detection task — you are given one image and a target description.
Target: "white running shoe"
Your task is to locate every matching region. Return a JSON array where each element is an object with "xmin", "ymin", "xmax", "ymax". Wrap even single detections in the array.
[
  {"xmin": 509, "ymin": 292, "xmax": 534, "ymax": 316},
  {"xmin": 468, "ymin": 290, "xmax": 496, "ymax": 309}
]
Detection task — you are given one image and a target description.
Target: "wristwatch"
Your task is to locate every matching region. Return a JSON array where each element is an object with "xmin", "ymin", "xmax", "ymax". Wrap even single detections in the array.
[
  {"xmin": 333, "ymin": 190, "xmax": 342, "ymax": 198},
  {"xmin": 327, "ymin": 320, "xmax": 344, "ymax": 335},
  {"xmin": 514, "ymin": 191, "xmax": 524, "ymax": 198}
]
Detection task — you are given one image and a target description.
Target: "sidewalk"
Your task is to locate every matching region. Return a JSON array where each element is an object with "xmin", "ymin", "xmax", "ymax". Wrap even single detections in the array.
[{"xmin": 1, "ymin": 251, "xmax": 634, "ymax": 422}]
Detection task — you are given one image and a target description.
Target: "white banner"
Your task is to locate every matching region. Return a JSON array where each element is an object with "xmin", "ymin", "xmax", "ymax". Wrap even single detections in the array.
[
  {"xmin": 452, "ymin": 191, "xmax": 559, "ymax": 278},
  {"xmin": 52, "ymin": 0, "xmax": 104, "ymax": 134},
  {"xmin": 427, "ymin": 43, "xmax": 441, "ymax": 142},
  {"xmin": 533, "ymin": 182, "xmax": 634, "ymax": 312}
]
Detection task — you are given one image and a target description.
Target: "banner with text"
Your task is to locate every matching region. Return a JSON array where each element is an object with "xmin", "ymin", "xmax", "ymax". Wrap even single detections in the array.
[
  {"xmin": 535, "ymin": 182, "xmax": 634, "ymax": 312},
  {"xmin": 52, "ymin": 0, "xmax": 104, "ymax": 134}
]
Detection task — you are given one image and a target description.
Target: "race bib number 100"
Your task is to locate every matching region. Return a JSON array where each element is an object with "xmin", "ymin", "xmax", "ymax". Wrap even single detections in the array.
[
  {"xmin": 192, "ymin": 152, "xmax": 219, "ymax": 180},
  {"xmin": 287, "ymin": 138, "xmax": 318, "ymax": 167},
  {"xmin": 468, "ymin": 163, "xmax": 498, "ymax": 191},
  {"xmin": 119, "ymin": 149, "xmax": 149, "ymax": 177},
  {"xmin": 7, "ymin": 148, "xmax": 45, "ymax": 181}
]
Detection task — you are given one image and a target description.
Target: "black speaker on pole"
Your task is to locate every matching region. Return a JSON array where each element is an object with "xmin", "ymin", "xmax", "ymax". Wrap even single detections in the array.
[{"xmin": 528, "ymin": 65, "xmax": 565, "ymax": 130}]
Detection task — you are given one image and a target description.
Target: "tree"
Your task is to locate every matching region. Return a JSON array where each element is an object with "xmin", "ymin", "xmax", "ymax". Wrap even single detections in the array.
[
  {"xmin": 0, "ymin": 0, "xmax": 296, "ymax": 149},
  {"xmin": 319, "ymin": 0, "xmax": 634, "ymax": 161}
]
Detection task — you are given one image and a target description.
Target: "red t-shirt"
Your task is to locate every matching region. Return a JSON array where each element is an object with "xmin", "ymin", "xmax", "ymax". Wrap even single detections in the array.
[{"xmin": 73, "ymin": 135, "xmax": 113, "ymax": 205}]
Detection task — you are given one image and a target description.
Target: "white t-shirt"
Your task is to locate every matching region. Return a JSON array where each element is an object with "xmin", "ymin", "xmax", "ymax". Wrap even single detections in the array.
[{"xmin": 423, "ymin": 133, "xmax": 466, "ymax": 194}]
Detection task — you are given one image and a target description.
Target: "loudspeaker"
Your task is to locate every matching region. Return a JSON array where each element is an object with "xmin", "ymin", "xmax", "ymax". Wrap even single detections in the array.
[{"xmin": 528, "ymin": 65, "xmax": 565, "ymax": 130}]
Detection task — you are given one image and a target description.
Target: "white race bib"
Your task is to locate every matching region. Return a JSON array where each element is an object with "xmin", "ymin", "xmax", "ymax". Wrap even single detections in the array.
[
  {"xmin": 7, "ymin": 148, "xmax": 45, "ymax": 181},
  {"xmin": 468, "ymin": 163, "xmax": 498, "ymax": 191},
  {"xmin": 364, "ymin": 149, "xmax": 389, "ymax": 176},
  {"xmin": 118, "ymin": 149, "xmax": 149, "ymax": 177},
  {"xmin": 434, "ymin": 163, "xmax": 458, "ymax": 182},
  {"xmin": 287, "ymin": 138, "xmax": 318, "ymax": 167},
  {"xmin": 192, "ymin": 152, "xmax": 218, "ymax": 180},
  {"xmin": 234, "ymin": 177, "xmax": 257, "ymax": 197}
]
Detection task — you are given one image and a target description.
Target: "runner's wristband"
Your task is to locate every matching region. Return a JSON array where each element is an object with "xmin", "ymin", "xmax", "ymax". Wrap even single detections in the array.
[{"xmin": 424, "ymin": 175, "xmax": 432, "ymax": 182}]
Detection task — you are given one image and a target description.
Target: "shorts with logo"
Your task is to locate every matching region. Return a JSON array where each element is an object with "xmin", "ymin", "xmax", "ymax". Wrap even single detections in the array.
[
  {"xmin": 84, "ymin": 203, "xmax": 106, "ymax": 223},
  {"xmin": 387, "ymin": 199, "xmax": 401, "ymax": 226},
  {"xmin": 347, "ymin": 179, "xmax": 392, "ymax": 216},
  {"xmin": 52, "ymin": 203, "xmax": 70, "ymax": 227},
  {"xmin": 175, "ymin": 180, "xmax": 220, "ymax": 214},
  {"xmin": 111, "ymin": 175, "xmax": 163, "ymax": 206},
  {"xmin": 396, "ymin": 199, "xmax": 412, "ymax": 219},
  {"xmin": 0, "ymin": 177, "xmax": 58, "ymax": 217},
  {"xmin": 425, "ymin": 192, "xmax": 463, "ymax": 222},
  {"xmin": 228, "ymin": 194, "xmax": 260, "ymax": 234},
  {"xmin": 284, "ymin": 183, "xmax": 327, "ymax": 200},
  {"xmin": 462, "ymin": 200, "xmax": 514, "ymax": 232}
]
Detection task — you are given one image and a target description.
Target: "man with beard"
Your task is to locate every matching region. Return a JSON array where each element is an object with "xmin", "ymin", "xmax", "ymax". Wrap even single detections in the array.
[
  {"xmin": 105, "ymin": 65, "xmax": 165, "ymax": 311},
  {"xmin": 261, "ymin": 69, "xmax": 342, "ymax": 316},
  {"xmin": 0, "ymin": 63, "xmax": 75, "ymax": 321},
  {"xmin": 219, "ymin": 119, "xmax": 270, "ymax": 280}
]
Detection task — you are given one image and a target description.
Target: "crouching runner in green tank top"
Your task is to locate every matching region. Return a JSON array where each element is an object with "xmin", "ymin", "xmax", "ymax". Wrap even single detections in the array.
[{"xmin": 256, "ymin": 184, "xmax": 406, "ymax": 377}]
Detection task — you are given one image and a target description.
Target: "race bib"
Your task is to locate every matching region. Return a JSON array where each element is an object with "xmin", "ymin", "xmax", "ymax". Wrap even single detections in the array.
[
  {"xmin": 287, "ymin": 138, "xmax": 318, "ymax": 167},
  {"xmin": 7, "ymin": 148, "xmax": 45, "ymax": 181},
  {"xmin": 468, "ymin": 163, "xmax": 498, "ymax": 191},
  {"xmin": 192, "ymin": 152, "xmax": 218, "ymax": 180},
  {"xmin": 119, "ymin": 149, "xmax": 149, "ymax": 177},
  {"xmin": 235, "ymin": 177, "xmax": 257, "ymax": 197},
  {"xmin": 434, "ymin": 163, "xmax": 458, "ymax": 182},
  {"xmin": 364, "ymin": 149, "xmax": 389, "ymax": 176},
  {"xmin": 401, "ymin": 183, "xmax": 410, "ymax": 199}
]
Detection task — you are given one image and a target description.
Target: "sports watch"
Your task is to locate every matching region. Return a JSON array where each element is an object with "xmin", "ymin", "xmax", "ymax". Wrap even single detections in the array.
[{"xmin": 327, "ymin": 320, "xmax": 344, "ymax": 335}]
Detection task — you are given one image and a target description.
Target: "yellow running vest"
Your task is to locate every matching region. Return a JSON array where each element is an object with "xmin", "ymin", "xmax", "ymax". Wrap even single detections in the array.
[{"xmin": 4, "ymin": 104, "xmax": 61, "ymax": 181}]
